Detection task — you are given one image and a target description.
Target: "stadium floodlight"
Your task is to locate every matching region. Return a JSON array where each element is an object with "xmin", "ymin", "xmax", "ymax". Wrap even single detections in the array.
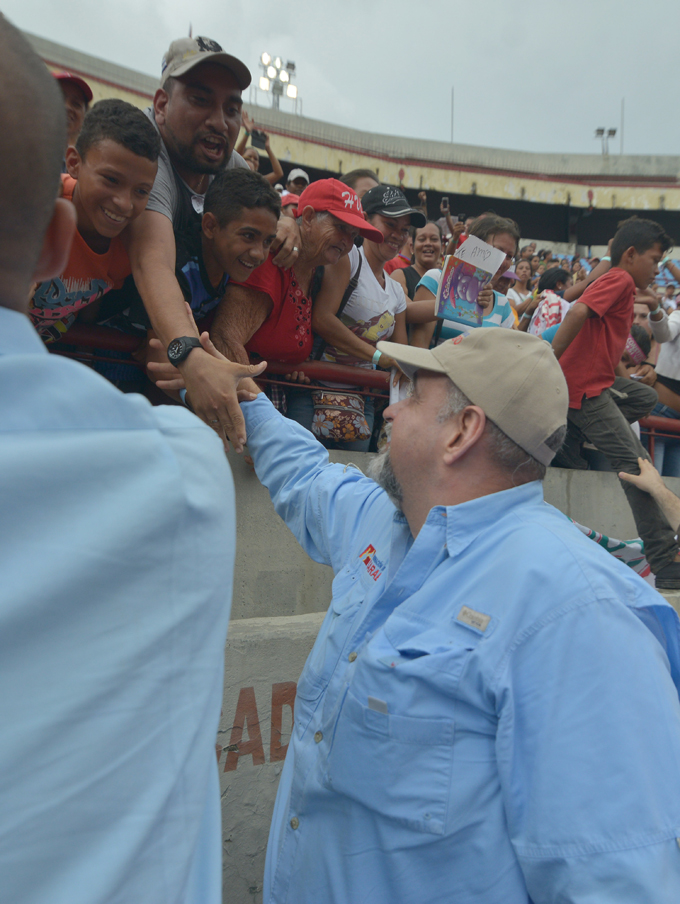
[{"xmin": 259, "ymin": 52, "xmax": 299, "ymax": 111}]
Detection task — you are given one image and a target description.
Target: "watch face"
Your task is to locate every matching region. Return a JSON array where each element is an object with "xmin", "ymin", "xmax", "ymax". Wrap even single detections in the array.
[{"xmin": 167, "ymin": 339, "xmax": 183, "ymax": 363}]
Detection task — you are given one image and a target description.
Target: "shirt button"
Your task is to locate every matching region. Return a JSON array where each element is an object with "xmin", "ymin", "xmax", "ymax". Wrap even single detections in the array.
[
  {"xmin": 348, "ymin": 651, "xmax": 357, "ymax": 662},
  {"xmin": 314, "ymin": 731, "xmax": 323, "ymax": 743},
  {"xmin": 290, "ymin": 817, "xmax": 299, "ymax": 830}
]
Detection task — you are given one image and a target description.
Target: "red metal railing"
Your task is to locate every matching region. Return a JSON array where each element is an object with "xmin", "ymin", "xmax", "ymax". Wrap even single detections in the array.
[
  {"xmin": 639, "ymin": 416, "xmax": 680, "ymax": 458},
  {"xmin": 47, "ymin": 324, "xmax": 391, "ymax": 396}
]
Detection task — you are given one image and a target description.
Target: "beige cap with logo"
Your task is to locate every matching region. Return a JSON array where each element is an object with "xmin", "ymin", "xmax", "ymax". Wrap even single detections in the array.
[
  {"xmin": 377, "ymin": 329, "xmax": 568, "ymax": 466},
  {"xmin": 161, "ymin": 36, "xmax": 252, "ymax": 90}
]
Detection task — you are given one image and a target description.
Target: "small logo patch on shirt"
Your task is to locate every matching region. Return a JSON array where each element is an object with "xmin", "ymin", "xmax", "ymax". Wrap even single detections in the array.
[
  {"xmin": 359, "ymin": 544, "xmax": 385, "ymax": 581},
  {"xmin": 457, "ymin": 606, "xmax": 491, "ymax": 632}
]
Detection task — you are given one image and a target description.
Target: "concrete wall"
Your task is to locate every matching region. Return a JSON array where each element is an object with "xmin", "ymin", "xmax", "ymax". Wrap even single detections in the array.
[
  {"xmin": 220, "ymin": 454, "xmax": 680, "ymax": 903},
  {"xmin": 227, "ymin": 450, "xmax": 680, "ymax": 621}
]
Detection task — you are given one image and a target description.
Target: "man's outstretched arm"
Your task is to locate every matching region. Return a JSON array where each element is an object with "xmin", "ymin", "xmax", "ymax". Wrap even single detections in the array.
[{"xmin": 127, "ymin": 210, "xmax": 258, "ymax": 452}]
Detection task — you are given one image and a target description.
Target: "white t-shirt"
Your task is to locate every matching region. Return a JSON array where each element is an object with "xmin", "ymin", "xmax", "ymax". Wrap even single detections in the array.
[
  {"xmin": 322, "ymin": 244, "xmax": 407, "ymax": 371},
  {"xmin": 507, "ymin": 287, "xmax": 532, "ymax": 307}
]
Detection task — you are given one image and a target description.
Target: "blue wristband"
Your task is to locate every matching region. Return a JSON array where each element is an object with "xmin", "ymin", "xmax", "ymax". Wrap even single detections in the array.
[
  {"xmin": 372, "ymin": 349, "xmax": 382, "ymax": 367},
  {"xmin": 179, "ymin": 389, "xmax": 188, "ymax": 405}
]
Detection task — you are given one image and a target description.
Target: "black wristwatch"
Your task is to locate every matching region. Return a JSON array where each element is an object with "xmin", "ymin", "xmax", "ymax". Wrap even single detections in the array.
[{"xmin": 167, "ymin": 336, "xmax": 202, "ymax": 365}]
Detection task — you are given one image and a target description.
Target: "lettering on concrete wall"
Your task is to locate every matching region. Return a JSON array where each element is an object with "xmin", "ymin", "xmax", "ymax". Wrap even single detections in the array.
[{"xmin": 220, "ymin": 683, "xmax": 296, "ymax": 772}]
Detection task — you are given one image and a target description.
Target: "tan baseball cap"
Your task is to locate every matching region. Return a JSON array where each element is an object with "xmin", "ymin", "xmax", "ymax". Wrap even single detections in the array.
[
  {"xmin": 161, "ymin": 36, "xmax": 251, "ymax": 90},
  {"xmin": 377, "ymin": 329, "xmax": 568, "ymax": 466}
]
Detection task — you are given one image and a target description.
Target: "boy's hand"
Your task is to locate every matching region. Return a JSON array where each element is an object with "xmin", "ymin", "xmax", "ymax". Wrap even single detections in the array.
[
  {"xmin": 242, "ymin": 110, "xmax": 254, "ymax": 133},
  {"xmin": 636, "ymin": 287, "xmax": 661, "ymax": 310},
  {"xmin": 630, "ymin": 363, "xmax": 657, "ymax": 386},
  {"xmin": 619, "ymin": 457, "xmax": 666, "ymax": 497},
  {"xmin": 478, "ymin": 286, "xmax": 494, "ymax": 316},
  {"xmin": 271, "ymin": 217, "xmax": 300, "ymax": 268}
]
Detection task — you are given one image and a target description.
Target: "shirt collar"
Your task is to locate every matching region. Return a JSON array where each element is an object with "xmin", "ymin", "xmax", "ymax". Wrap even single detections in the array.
[
  {"xmin": 0, "ymin": 307, "xmax": 48, "ymax": 357},
  {"xmin": 444, "ymin": 481, "xmax": 544, "ymax": 556}
]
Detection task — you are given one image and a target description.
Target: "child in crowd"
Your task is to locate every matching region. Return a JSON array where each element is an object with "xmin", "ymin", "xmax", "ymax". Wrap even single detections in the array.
[
  {"xmin": 100, "ymin": 168, "xmax": 281, "ymax": 335},
  {"xmin": 29, "ymin": 99, "xmax": 160, "ymax": 342},
  {"xmin": 551, "ymin": 216, "xmax": 680, "ymax": 588}
]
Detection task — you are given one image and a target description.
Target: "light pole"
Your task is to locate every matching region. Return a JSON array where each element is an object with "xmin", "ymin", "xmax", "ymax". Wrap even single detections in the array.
[
  {"xmin": 595, "ymin": 127, "xmax": 617, "ymax": 155},
  {"xmin": 258, "ymin": 53, "xmax": 298, "ymax": 112}
]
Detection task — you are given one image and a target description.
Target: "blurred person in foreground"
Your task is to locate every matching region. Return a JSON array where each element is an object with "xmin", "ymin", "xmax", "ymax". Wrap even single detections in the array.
[
  {"xmin": 0, "ymin": 16, "xmax": 247, "ymax": 903},
  {"xmin": 161, "ymin": 327, "xmax": 680, "ymax": 904}
]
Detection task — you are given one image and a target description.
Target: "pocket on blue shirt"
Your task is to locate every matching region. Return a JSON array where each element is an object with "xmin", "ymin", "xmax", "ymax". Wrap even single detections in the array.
[{"xmin": 324, "ymin": 688, "xmax": 455, "ymax": 836}]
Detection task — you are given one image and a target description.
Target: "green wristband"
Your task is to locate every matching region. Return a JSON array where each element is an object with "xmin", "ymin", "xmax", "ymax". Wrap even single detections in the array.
[{"xmin": 601, "ymin": 255, "xmax": 611, "ymax": 262}]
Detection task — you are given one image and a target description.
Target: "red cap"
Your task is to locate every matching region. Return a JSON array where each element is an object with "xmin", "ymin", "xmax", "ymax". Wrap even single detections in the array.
[
  {"xmin": 280, "ymin": 191, "xmax": 299, "ymax": 208},
  {"xmin": 294, "ymin": 178, "xmax": 383, "ymax": 243},
  {"xmin": 53, "ymin": 71, "xmax": 93, "ymax": 103}
]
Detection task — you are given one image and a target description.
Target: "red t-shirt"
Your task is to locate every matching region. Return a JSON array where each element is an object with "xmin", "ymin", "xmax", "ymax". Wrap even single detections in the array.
[
  {"xmin": 384, "ymin": 254, "xmax": 411, "ymax": 275},
  {"xmin": 236, "ymin": 255, "xmax": 312, "ymax": 365},
  {"xmin": 559, "ymin": 268, "xmax": 635, "ymax": 409}
]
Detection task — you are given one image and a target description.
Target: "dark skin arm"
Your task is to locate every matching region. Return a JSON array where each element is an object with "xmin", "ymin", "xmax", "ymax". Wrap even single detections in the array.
[
  {"xmin": 210, "ymin": 284, "xmax": 273, "ymax": 365},
  {"xmin": 551, "ymin": 301, "xmax": 595, "ymax": 359}
]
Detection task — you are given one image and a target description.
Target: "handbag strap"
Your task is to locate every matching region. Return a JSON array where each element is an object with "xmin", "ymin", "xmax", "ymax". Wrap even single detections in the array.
[{"xmin": 313, "ymin": 254, "xmax": 363, "ymax": 360}]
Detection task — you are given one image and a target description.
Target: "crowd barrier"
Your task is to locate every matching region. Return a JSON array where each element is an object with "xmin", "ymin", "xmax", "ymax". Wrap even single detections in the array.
[
  {"xmin": 47, "ymin": 323, "xmax": 392, "ymax": 396},
  {"xmin": 639, "ymin": 415, "xmax": 680, "ymax": 457}
]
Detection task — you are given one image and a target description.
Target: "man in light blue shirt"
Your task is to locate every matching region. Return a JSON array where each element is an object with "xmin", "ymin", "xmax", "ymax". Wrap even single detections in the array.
[
  {"xmin": 0, "ymin": 19, "xmax": 251, "ymax": 903},
  {"xmin": 227, "ymin": 325, "xmax": 680, "ymax": 902}
]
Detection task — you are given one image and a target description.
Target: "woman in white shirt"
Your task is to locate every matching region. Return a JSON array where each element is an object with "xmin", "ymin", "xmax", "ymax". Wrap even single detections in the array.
[
  {"xmin": 287, "ymin": 185, "xmax": 424, "ymax": 450},
  {"xmin": 506, "ymin": 258, "xmax": 533, "ymax": 316}
]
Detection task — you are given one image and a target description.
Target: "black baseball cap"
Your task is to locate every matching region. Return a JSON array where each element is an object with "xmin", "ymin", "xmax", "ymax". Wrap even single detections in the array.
[{"xmin": 361, "ymin": 185, "xmax": 427, "ymax": 227}]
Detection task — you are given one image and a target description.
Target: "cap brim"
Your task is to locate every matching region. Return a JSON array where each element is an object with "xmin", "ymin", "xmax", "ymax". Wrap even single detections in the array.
[
  {"xmin": 377, "ymin": 207, "xmax": 427, "ymax": 228},
  {"xmin": 332, "ymin": 210, "xmax": 384, "ymax": 243},
  {"xmin": 376, "ymin": 341, "xmax": 447, "ymax": 378},
  {"xmin": 164, "ymin": 52, "xmax": 252, "ymax": 90},
  {"xmin": 54, "ymin": 73, "xmax": 93, "ymax": 102}
]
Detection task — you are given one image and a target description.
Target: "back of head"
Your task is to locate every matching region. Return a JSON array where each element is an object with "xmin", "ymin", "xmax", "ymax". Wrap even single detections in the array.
[
  {"xmin": 0, "ymin": 14, "xmax": 65, "ymax": 300},
  {"xmin": 629, "ymin": 323, "xmax": 652, "ymax": 358},
  {"xmin": 610, "ymin": 216, "xmax": 672, "ymax": 266},
  {"xmin": 468, "ymin": 214, "xmax": 520, "ymax": 252},
  {"xmin": 76, "ymin": 99, "xmax": 161, "ymax": 162},
  {"xmin": 340, "ymin": 168, "xmax": 379, "ymax": 190},
  {"xmin": 538, "ymin": 268, "xmax": 570, "ymax": 293},
  {"xmin": 204, "ymin": 168, "xmax": 281, "ymax": 226}
]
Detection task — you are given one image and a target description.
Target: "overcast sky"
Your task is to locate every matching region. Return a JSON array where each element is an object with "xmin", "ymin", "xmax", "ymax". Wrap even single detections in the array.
[{"xmin": 7, "ymin": 0, "xmax": 680, "ymax": 158}]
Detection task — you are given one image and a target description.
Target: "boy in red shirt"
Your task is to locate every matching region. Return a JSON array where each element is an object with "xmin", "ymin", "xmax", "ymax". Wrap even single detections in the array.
[
  {"xmin": 29, "ymin": 99, "xmax": 160, "ymax": 342},
  {"xmin": 552, "ymin": 217, "xmax": 680, "ymax": 588}
]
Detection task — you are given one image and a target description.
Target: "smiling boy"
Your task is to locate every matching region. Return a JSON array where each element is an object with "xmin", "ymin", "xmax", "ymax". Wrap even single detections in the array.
[
  {"xmin": 551, "ymin": 216, "xmax": 680, "ymax": 588},
  {"xmin": 30, "ymin": 99, "xmax": 160, "ymax": 342},
  {"xmin": 103, "ymin": 168, "xmax": 281, "ymax": 337}
]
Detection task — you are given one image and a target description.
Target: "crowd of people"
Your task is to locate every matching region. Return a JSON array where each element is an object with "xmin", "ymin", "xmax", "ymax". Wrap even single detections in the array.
[{"xmin": 5, "ymin": 16, "xmax": 680, "ymax": 904}]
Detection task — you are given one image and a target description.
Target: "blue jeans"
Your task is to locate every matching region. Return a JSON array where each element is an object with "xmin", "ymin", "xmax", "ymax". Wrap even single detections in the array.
[
  {"xmin": 650, "ymin": 402, "xmax": 680, "ymax": 478},
  {"xmin": 286, "ymin": 387, "xmax": 376, "ymax": 452}
]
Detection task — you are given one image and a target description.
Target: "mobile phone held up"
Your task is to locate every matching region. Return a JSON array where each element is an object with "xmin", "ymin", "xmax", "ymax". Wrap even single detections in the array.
[{"xmin": 251, "ymin": 129, "xmax": 267, "ymax": 150}]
